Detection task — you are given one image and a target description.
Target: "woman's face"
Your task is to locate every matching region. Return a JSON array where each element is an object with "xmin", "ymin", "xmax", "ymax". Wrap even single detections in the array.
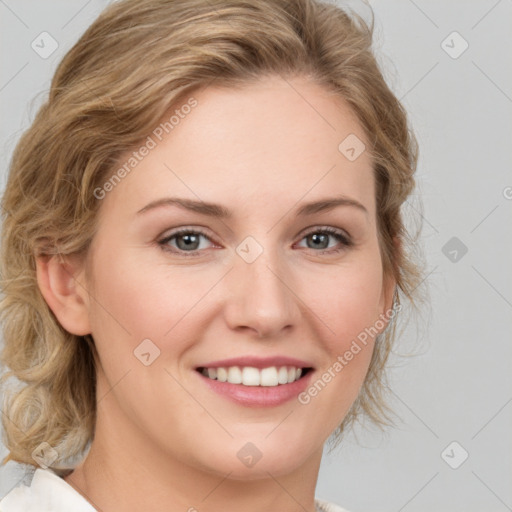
[{"xmin": 78, "ymin": 75, "xmax": 395, "ymax": 479}]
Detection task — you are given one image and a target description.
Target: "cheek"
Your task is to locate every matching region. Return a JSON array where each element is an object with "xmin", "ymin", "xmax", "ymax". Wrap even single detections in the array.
[
  {"xmin": 309, "ymin": 255, "xmax": 386, "ymax": 348},
  {"xmin": 299, "ymin": 251, "xmax": 385, "ymax": 406},
  {"xmin": 294, "ymin": 280, "xmax": 383, "ymax": 431},
  {"xmin": 86, "ymin": 246, "xmax": 219, "ymax": 359}
]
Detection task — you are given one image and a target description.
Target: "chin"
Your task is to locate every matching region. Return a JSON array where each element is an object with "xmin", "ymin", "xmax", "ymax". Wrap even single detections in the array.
[{"xmin": 192, "ymin": 433, "xmax": 319, "ymax": 480}]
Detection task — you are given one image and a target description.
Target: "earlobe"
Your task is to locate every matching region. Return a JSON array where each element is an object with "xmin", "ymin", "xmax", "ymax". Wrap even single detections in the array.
[
  {"xmin": 387, "ymin": 235, "xmax": 401, "ymax": 313},
  {"xmin": 385, "ymin": 236, "xmax": 402, "ymax": 313},
  {"xmin": 377, "ymin": 236, "xmax": 400, "ymax": 332},
  {"xmin": 375, "ymin": 275, "xmax": 397, "ymax": 338},
  {"xmin": 35, "ymin": 252, "xmax": 91, "ymax": 336}
]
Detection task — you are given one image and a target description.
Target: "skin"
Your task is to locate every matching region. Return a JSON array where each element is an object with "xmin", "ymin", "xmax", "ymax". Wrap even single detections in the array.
[{"xmin": 37, "ymin": 74, "xmax": 396, "ymax": 512}]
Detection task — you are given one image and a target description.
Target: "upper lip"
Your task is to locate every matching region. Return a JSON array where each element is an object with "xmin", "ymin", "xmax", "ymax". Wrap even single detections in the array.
[{"xmin": 196, "ymin": 356, "xmax": 313, "ymax": 370}]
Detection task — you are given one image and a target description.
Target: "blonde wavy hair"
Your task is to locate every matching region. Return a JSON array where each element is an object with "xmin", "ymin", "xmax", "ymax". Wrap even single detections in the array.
[{"xmin": 0, "ymin": 0, "xmax": 425, "ymax": 474}]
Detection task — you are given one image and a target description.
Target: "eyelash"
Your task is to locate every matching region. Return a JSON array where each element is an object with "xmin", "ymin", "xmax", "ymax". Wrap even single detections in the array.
[{"xmin": 157, "ymin": 226, "xmax": 353, "ymax": 258}]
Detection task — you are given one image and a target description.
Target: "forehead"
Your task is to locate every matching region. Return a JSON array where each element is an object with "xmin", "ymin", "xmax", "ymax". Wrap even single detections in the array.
[{"xmin": 99, "ymin": 75, "xmax": 376, "ymax": 221}]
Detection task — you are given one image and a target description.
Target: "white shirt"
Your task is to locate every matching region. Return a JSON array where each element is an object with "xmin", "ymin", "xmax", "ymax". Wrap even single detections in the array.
[{"xmin": 0, "ymin": 468, "xmax": 350, "ymax": 512}]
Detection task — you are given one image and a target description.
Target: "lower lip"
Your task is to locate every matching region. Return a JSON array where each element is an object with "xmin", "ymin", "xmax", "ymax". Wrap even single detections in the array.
[{"xmin": 197, "ymin": 370, "xmax": 314, "ymax": 407}]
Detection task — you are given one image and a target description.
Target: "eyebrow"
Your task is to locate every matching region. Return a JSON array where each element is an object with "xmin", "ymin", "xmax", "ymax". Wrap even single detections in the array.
[{"xmin": 136, "ymin": 195, "xmax": 368, "ymax": 218}]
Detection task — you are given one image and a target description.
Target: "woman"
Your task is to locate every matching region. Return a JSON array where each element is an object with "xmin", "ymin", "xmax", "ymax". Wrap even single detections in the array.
[{"xmin": 0, "ymin": 0, "xmax": 424, "ymax": 510}]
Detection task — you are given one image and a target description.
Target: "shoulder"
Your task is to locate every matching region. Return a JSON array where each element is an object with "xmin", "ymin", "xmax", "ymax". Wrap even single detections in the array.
[
  {"xmin": 0, "ymin": 468, "xmax": 96, "ymax": 512},
  {"xmin": 315, "ymin": 497, "xmax": 352, "ymax": 512}
]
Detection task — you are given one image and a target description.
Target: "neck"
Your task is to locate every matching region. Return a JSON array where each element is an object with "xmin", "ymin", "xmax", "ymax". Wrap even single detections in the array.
[{"xmin": 64, "ymin": 382, "xmax": 323, "ymax": 512}]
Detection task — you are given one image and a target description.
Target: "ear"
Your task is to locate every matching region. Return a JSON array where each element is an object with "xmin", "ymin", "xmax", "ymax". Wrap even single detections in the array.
[
  {"xmin": 378, "ymin": 236, "xmax": 400, "ymax": 327},
  {"xmin": 381, "ymin": 272, "xmax": 397, "ymax": 316},
  {"xmin": 35, "ymin": 252, "xmax": 91, "ymax": 336}
]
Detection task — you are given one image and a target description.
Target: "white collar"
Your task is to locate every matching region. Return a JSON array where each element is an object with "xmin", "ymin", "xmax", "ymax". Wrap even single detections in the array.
[{"xmin": 0, "ymin": 467, "xmax": 96, "ymax": 512}]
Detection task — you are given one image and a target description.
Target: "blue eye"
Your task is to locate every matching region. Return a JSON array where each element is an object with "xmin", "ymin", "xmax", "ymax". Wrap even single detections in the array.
[
  {"xmin": 297, "ymin": 227, "xmax": 353, "ymax": 254},
  {"xmin": 158, "ymin": 226, "xmax": 352, "ymax": 257},
  {"xmin": 158, "ymin": 228, "xmax": 213, "ymax": 256}
]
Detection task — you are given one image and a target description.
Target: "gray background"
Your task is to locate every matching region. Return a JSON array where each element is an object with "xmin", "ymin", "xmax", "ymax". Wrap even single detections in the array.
[{"xmin": 1, "ymin": 1, "xmax": 511, "ymax": 511}]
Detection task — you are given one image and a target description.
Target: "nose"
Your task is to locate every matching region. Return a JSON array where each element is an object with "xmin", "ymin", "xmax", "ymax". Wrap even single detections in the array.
[{"xmin": 223, "ymin": 247, "xmax": 302, "ymax": 339}]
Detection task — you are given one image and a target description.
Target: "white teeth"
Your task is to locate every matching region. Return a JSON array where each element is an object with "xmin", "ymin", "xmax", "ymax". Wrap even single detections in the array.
[
  {"xmin": 200, "ymin": 365, "xmax": 306, "ymax": 387},
  {"xmin": 260, "ymin": 367, "xmax": 278, "ymax": 386},
  {"xmin": 278, "ymin": 366, "xmax": 289, "ymax": 384},
  {"xmin": 217, "ymin": 367, "xmax": 228, "ymax": 382},
  {"xmin": 242, "ymin": 367, "xmax": 260, "ymax": 386},
  {"xmin": 227, "ymin": 366, "xmax": 242, "ymax": 384}
]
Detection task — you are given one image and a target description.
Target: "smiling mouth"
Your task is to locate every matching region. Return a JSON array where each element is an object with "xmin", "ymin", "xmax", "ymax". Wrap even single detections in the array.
[{"xmin": 196, "ymin": 366, "xmax": 313, "ymax": 387}]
